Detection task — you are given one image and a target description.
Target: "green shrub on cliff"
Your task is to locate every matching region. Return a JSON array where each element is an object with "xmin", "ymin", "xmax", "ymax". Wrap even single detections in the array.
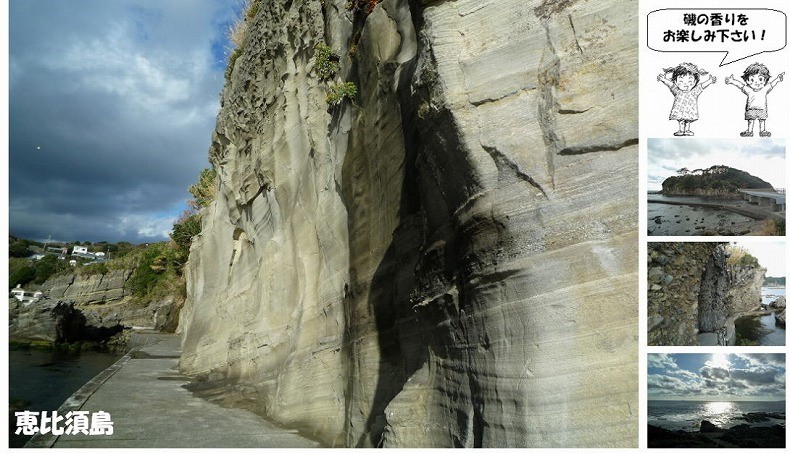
[
  {"xmin": 9, "ymin": 263, "xmax": 36, "ymax": 289},
  {"xmin": 225, "ymin": 44, "xmax": 245, "ymax": 81},
  {"xmin": 125, "ymin": 243, "xmax": 184, "ymax": 299},
  {"xmin": 169, "ymin": 166, "xmax": 217, "ymax": 267},
  {"xmin": 314, "ymin": 43, "xmax": 340, "ymax": 81},
  {"xmin": 8, "ymin": 238, "xmax": 34, "ymax": 258},
  {"xmin": 224, "ymin": 0, "xmax": 261, "ymax": 81},
  {"xmin": 171, "ymin": 213, "xmax": 202, "ymax": 266},
  {"xmin": 326, "ymin": 81, "xmax": 357, "ymax": 106},
  {"xmin": 126, "ymin": 245, "xmax": 164, "ymax": 296},
  {"xmin": 188, "ymin": 167, "xmax": 217, "ymax": 209},
  {"xmin": 33, "ymin": 255, "xmax": 67, "ymax": 284},
  {"xmin": 726, "ymin": 246, "xmax": 760, "ymax": 268},
  {"xmin": 81, "ymin": 262, "xmax": 109, "ymax": 275}
]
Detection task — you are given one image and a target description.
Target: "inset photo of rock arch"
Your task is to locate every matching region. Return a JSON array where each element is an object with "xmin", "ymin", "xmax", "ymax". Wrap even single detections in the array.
[
  {"xmin": 648, "ymin": 138, "xmax": 786, "ymax": 236},
  {"xmin": 648, "ymin": 241, "xmax": 785, "ymax": 346}
]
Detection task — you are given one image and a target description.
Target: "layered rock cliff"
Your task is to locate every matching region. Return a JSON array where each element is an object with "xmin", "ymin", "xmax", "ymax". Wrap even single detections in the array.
[
  {"xmin": 10, "ymin": 269, "xmax": 181, "ymax": 346},
  {"xmin": 178, "ymin": 0, "xmax": 638, "ymax": 447}
]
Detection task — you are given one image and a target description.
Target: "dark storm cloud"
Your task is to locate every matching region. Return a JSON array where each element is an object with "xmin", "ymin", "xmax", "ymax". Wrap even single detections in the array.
[
  {"xmin": 9, "ymin": 0, "xmax": 237, "ymax": 242},
  {"xmin": 730, "ymin": 369, "xmax": 778, "ymax": 385}
]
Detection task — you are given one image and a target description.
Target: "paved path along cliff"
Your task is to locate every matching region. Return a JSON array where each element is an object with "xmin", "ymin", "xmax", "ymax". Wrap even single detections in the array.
[{"xmin": 29, "ymin": 332, "xmax": 320, "ymax": 448}]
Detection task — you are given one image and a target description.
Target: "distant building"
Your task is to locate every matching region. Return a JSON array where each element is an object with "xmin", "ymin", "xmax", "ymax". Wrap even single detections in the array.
[
  {"xmin": 10, "ymin": 285, "xmax": 43, "ymax": 304},
  {"xmin": 71, "ymin": 246, "xmax": 96, "ymax": 259}
]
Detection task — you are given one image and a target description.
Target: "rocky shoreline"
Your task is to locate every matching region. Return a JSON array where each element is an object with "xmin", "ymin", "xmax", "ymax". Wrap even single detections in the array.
[{"xmin": 648, "ymin": 414, "xmax": 786, "ymax": 448}]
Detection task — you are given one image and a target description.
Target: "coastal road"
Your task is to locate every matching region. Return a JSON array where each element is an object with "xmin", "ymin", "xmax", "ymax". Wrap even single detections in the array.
[{"xmin": 28, "ymin": 331, "xmax": 321, "ymax": 448}]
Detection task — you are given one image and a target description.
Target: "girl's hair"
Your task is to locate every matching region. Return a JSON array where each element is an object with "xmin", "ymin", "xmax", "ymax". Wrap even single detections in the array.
[
  {"xmin": 741, "ymin": 63, "xmax": 771, "ymax": 82},
  {"xmin": 664, "ymin": 63, "xmax": 706, "ymax": 86}
]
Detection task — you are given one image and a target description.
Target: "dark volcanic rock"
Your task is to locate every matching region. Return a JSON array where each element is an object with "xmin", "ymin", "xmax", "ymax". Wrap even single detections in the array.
[
  {"xmin": 699, "ymin": 420, "xmax": 723, "ymax": 433},
  {"xmin": 647, "ymin": 424, "xmax": 718, "ymax": 448},
  {"xmin": 720, "ymin": 423, "xmax": 785, "ymax": 448},
  {"xmin": 735, "ymin": 412, "xmax": 786, "ymax": 423},
  {"xmin": 648, "ymin": 422, "xmax": 786, "ymax": 448}
]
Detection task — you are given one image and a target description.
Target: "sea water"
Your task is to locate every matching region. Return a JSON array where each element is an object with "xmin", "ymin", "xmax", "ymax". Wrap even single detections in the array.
[
  {"xmin": 762, "ymin": 286, "xmax": 786, "ymax": 305},
  {"xmin": 734, "ymin": 287, "xmax": 786, "ymax": 346},
  {"xmin": 647, "ymin": 194, "xmax": 755, "ymax": 236},
  {"xmin": 8, "ymin": 349, "xmax": 120, "ymax": 447},
  {"xmin": 648, "ymin": 400, "xmax": 786, "ymax": 432}
]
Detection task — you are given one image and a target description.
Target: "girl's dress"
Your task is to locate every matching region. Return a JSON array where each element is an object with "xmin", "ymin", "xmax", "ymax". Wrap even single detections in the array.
[{"xmin": 669, "ymin": 84, "xmax": 703, "ymax": 122}]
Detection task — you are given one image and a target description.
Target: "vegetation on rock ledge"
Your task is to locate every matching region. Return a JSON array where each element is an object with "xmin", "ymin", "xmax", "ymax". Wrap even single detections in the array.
[
  {"xmin": 726, "ymin": 246, "xmax": 761, "ymax": 268},
  {"xmin": 326, "ymin": 81, "xmax": 357, "ymax": 106},
  {"xmin": 314, "ymin": 43, "xmax": 340, "ymax": 81}
]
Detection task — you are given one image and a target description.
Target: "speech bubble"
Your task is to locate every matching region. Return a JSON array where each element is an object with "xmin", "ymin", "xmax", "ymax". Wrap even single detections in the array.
[{"xmin": 648, "ymin": 9, "xmax": 787, "ymax": 66}]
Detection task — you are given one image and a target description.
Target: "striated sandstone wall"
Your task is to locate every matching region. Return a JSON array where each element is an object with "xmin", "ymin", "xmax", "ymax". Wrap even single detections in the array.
[
  {"xmin": 43, "ymin": 270, "xmax": 132, "ymax": 304},
  {"xmin": 178, "ymin": 0, "xmax": 638, "ymax": 447},
  {"xmin": 36, "ymin": 270, "xmax": 180, "ymax": 332}
]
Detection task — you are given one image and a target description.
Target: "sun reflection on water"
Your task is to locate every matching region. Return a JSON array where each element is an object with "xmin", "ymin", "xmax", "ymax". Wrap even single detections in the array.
[{"xmin": 701, "ymin": 401, "xmax": 736, "ymax": 426}]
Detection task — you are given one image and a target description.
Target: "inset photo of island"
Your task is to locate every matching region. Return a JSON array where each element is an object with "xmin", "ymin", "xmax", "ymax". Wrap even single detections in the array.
[
  {"xmin": 648, "ymin": 241, "xmax": 785, "ymax": 346},
  {"xmin": 648, "ymin": 138, "xmax": 786, "ymax": 236},
  {"xmin": 648, "ymin": 353, "xmax": 786, "ymax": 449}
]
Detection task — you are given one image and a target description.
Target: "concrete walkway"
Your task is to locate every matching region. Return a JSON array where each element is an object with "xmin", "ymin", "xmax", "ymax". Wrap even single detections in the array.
[{"xmin": 27, "ymin": 331, "xmax": 321, "ymax": 448}]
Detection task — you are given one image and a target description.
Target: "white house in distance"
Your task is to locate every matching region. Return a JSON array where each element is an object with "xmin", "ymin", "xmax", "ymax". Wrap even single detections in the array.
[
  {"xmin": 72, "ymin": 245, "xmax": 89, "ymax": 255},
  {"xmin": 71, "ymin": 245, "xmax": 97, "ymax": 259}
]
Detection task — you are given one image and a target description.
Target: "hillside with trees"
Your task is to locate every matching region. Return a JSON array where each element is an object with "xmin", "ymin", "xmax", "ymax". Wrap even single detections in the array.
[{"xmin": 662, "ymin": 165, "xmax": 773, "ymax": 197}]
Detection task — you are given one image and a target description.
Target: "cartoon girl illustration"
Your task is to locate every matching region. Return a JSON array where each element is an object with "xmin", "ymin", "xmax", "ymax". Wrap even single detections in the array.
[
  {"xmin": 725, "ymin": 63, "xmax": 785, "ymax": 137},
  {"xmin": 657, "ymin": 63, "xmax": 717, "ymax": 136}
]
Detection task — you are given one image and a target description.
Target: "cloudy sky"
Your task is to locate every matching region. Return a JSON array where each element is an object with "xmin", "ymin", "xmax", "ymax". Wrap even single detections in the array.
[
  {"xmin": 8, "ymin": 0, "xmax": 241, "ymax": 243},
  {"xmin": 648, "ymin": 353, "xmax": 786, "ymax": 401},
  {"xmin": 647, "ymin": 138, "xmax": 786, "ymax": 191}
]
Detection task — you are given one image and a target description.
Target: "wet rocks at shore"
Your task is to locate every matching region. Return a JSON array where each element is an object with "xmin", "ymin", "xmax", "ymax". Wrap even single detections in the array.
[
  {"xmin": 649, "ymin": 415, "xmax": 786, "ymax": 448},
  {"xmin": 770, "ymin": 296, "xmax": 786, "ymax": 327},
  {"xmin": 734, "ymin": 412, "xmax": 785, "ymax": 423}
]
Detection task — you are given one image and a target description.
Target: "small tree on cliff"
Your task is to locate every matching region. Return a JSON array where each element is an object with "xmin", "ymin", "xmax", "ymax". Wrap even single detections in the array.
[
  {"xmin": 188, "ymin": 167, "xmax": 217, "ymax": 209},
  {"xmin": 169, "ymin": 166, "xmax": 217, "ymax": 268},
  {"xmin": 170, "ymin": 211, "xmax": 202, "ymax": 267}
]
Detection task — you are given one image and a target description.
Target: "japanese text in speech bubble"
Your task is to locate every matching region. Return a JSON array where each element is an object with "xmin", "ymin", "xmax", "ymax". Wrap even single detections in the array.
[{"xmin": 647, "ymin": 9, "xmax": 787, "ymax": 66}]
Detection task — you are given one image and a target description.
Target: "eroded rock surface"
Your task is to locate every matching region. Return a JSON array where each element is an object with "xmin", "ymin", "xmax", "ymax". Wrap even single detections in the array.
[
  {"xmin": 648, "ymin": 242, "xmax": 767, "ymax": 346},
  {"xmin": 648, "ymin": 243, "xmax": 721, "ymax": 346},
  {"xmin": 10, "ymin": 269, "xmax": 181, "ymax": 346},
  {"xmin": 771, "ymin": 296, "xmax": 786, "ymax": 327},
  {"xmin": 178, "ymin": 0, "xmax": 638, "ymax": 447}
]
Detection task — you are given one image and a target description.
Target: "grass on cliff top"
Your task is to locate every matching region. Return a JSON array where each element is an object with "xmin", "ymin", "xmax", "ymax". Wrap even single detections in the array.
[
  {"xmin": 756, "ymin": 219, "xmax": 785, "ymax": 236},
  {"xmin": 726, "ymin": 246, "xmax": 760, "ymax": 268},
  {"xmin": 224, "ymin": 0, "xmax": 261, "ymax": 80}
]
